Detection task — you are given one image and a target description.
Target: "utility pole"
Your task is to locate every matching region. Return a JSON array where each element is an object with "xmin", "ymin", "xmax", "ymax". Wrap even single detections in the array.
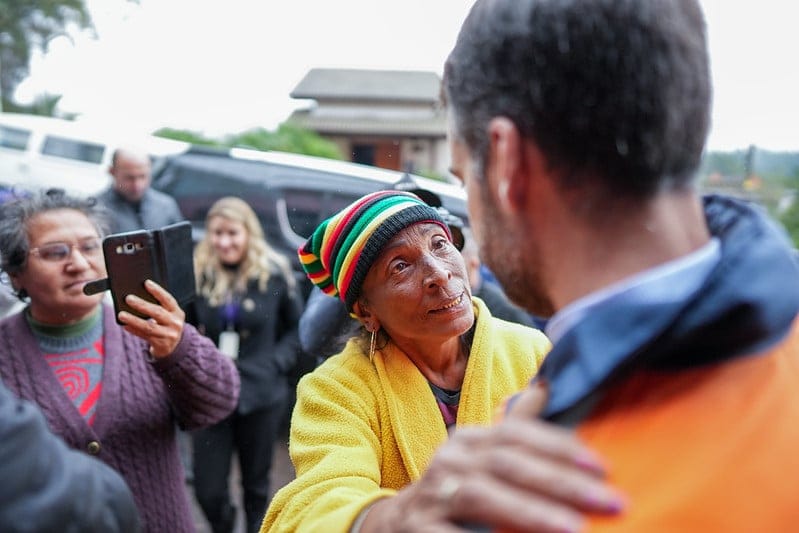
[
  {"xmin": 0, "ymin": 32, "xmax": 6, "ymax": 113},
  {"xmin": 744, "ymin": 144, "xmax": 756, "ymax": 179}
]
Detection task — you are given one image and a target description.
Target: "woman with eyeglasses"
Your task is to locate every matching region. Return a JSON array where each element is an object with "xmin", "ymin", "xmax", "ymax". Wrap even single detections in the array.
[{"xmin": 0, "ymin": 188, "xmax": 240, "ymax": 533}]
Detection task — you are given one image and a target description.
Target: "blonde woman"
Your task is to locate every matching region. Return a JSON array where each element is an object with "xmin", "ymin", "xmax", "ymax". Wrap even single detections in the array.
[{"xmin": 189, "ymin": 197, "xmax": 304, "ymax": 533}]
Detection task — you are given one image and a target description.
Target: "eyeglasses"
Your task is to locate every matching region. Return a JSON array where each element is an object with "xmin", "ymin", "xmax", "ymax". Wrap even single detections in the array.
[{"xmin": 29, "ymin": 238, "xmax": 103, "ymax": 262}]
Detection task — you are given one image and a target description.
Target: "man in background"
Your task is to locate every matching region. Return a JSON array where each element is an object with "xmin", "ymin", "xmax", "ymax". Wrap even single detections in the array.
[
  {"xmin": 97, "ymin": 147, "xmax": 192, "ymax": 492},
  {"xmin": 98, "ymin": 148, "xmax": 183, "ymax": 233}
]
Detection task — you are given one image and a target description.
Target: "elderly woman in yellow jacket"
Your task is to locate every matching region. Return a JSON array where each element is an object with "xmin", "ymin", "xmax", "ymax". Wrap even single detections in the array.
[{"xmin": 262, "ymin": 190, "xmax": 621, "ymax": 533}]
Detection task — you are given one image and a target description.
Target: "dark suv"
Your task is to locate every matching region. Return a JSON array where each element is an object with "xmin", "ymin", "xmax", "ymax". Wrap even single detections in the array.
[{"xmin": 151, "ymin": 146, "xmax": 468, "ymax": 292}]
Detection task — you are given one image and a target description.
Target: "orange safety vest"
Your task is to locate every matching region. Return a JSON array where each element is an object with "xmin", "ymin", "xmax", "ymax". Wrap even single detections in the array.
[{"xmin": 582, "ymin": 318, "xmax": 799, "ymax": 531}]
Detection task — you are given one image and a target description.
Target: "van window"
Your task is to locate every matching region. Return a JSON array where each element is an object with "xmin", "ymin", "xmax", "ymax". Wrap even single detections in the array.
[
  {"xmin": 41, "ymin": 135, "xmax": 106, "ymax": 164},
  {"xmin": 282, "ymin": 189, "xmax": 362, "ymax": 239},
  {"xmin": 282, "ymin": 189, "xmax": 323, "ymax": 238},
  {"xmin": 0, "ymin": 126, "xmax": 31, "ymax": 151}
]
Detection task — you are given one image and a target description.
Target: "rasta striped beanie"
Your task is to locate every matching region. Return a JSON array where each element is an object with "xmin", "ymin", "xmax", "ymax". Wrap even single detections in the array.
[{"xmin": 298, "ymin": 190, "xmax": 452, "ymax": 312}]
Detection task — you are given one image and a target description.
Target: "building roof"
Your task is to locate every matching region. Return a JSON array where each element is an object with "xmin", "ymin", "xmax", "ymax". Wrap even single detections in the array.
[
  {"xmin": 287, "ymin": 108, "xmax": 446, "ymax": 137},
  {"xmin": 290, "ymin": 68, "xmax": 442, "ymax": 103}
]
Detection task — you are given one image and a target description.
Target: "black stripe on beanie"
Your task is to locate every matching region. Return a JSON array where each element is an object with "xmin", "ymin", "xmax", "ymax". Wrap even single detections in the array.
[{"xmin": 344, "ymin": 204, "xmax": 445, "ymax": 311}]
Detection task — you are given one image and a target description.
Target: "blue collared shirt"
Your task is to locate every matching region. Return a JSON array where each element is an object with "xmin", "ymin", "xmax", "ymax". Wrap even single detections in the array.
[{"xmin": 546, "ymin": 238, "xmax": 722, "ymax": 345}]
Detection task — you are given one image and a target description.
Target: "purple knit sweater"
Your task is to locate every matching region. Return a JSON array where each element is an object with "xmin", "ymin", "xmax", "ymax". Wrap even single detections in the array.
[{"xmin": 0, "ymin": 304, "xmax": 240, "ymax": 533}]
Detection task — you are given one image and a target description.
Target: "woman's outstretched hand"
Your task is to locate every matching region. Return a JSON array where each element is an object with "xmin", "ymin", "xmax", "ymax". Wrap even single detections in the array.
[{"xmin": 361, "ymin": 382, "xmax": 625, "ymax": 532}]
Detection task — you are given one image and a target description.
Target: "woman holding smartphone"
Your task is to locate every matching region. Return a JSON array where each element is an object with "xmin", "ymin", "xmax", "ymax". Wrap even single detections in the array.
[
  {"xmin": 0, "ymin": 188, "xmax": 240, "ymax": 532},
  {"xmin": 189, "ymin": 196, "xmax": 304, "ymax": 533}
]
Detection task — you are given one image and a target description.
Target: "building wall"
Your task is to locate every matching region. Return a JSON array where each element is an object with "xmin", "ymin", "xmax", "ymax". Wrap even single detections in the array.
[
  {"xmin": 288, "ymin": 68, "xmax": 455, "ymax": 177},
  {"xmin": 400, "ymin": 137, "xmax": 451, "ymax": 178},
  {"xmin": 326, "ymin": 134, "xmax": 449, "ymax": 177}
]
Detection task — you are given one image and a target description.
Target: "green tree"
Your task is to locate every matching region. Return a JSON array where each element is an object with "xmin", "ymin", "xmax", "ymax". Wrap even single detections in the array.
[
  {"xmin": 780, "ymin": 197, "xmax": 799, "ymax": 248},
  {"xmin": 229, "ymin": 123, "xmax": 343, "ymax": 160},
  {"xmin": 2, "ymin": 92, "xmax": 77, "ymax": 117},
  {"xmin": 699, "ymin": 150, "xmax": 747, "ymax": 180},
  {"xmin": 0, "ymin": 0, "xmax": 92, "ymax": 111},
  {"xmin": 152, "ymin": 127, "xmax": 224, "ymax": 148},
  {"xmin": 155, "ymin": 123, "xmax": 344, "ymax": 161}
]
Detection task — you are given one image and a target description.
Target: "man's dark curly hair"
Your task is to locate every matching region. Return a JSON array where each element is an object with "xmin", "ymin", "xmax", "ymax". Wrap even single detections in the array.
[{"xmin": 443, "ymin": 0, "xmax": 711, "ymax": 198}]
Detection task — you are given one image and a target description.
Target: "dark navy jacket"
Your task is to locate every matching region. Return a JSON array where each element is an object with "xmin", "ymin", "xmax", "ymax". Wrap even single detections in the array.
[{"xmin": 0, "ymin": 381, "xmax": 140, "ymax": 532}]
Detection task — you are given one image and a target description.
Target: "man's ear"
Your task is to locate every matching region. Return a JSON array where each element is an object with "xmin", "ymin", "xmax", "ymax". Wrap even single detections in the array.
[{"xmin": 487, "ymin": 117, "xmax": 528, "ymax": 214}]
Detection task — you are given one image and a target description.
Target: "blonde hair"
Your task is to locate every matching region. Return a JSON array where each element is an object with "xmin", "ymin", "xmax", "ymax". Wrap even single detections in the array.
[{"xmin": 194, "ymin": 197, "xmax": 295, "ymax": 306}]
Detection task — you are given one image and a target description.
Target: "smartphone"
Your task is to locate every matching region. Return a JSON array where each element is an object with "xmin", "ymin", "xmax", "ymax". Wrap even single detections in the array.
[{"xmin": 102, "ymin": 230, "xmax": 159, "ymax": 323}]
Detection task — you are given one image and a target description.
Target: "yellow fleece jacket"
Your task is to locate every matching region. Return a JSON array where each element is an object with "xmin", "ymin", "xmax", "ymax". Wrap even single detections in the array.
[{"xmin": 262, "ymin": 297, "xmax": 550, "ymax": 532}]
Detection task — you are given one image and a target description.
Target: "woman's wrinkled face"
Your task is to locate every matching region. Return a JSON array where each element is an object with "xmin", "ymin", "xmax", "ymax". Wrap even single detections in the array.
[
  {"xmin": 358, "ymin": 222, "xmax": 474, "ymax": 345},
  {"xmin": 208, "ymin": 215, "xmax": 248, "ymax": 266},
  {"xmin": 11, "ymin": 209, "xmax": 106, "ymax": 325}
]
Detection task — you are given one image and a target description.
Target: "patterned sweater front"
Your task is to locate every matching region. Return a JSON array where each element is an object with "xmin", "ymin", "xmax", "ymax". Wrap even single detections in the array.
[{"xmin": 0, "ymin": 304, "xmax": 240, "ymax": 533}]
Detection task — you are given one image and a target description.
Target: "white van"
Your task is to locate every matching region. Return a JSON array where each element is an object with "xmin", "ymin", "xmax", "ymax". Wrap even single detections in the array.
[{"xmin": 0, "ymin": 112, "xmax": 189, "ymax": 197}]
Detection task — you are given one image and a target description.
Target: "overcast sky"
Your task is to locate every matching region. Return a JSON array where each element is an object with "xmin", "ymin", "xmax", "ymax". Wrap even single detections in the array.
[{"xmin": 15, "ymin": 0, "xmax": 799, "ymax": 152}]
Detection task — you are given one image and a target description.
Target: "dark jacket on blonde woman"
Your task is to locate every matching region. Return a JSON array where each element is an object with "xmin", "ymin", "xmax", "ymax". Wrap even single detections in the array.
[{"xmin": 188, "ymin": 196, "xmax": 304, "ymax": 533}]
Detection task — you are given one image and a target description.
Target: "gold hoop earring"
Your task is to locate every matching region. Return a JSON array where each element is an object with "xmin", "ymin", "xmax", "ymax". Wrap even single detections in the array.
[{"xmin": 369, "ymin": 328, "xmax": 377, "ymax": 363}]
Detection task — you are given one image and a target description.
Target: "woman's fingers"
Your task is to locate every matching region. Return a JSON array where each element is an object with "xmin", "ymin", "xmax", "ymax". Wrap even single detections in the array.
[
  {"xmin": 121, "ymin": 281, "xmax": 184, "ymax": 323},
  {"xmin": 454, "ymin": 420, "xmax": 607, "ymax": 480},
  {"xmin": 466, "ymin": 435, "xmax": 622, "ymax": 513},
  {"xmin": 142, "ymin": 280, "xmax": 181, "ymax": 313},
  {"xmin": 505, "ymin": 379, "xmax": 548, "ymax": 419},
  {"xmin": 450, "ymin": 425, "xmax": 616, "ymax": 503},
  {"xmin": 404, "ymin": 417, "xmax": 624, "ymax": 532},
  {"xmin": 118, "ymin": 280, "xmax": 185, "ymax": 357},
  {"xmin": 450, "ymin": 475, "xmax": 587, "ymax": 533}
]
